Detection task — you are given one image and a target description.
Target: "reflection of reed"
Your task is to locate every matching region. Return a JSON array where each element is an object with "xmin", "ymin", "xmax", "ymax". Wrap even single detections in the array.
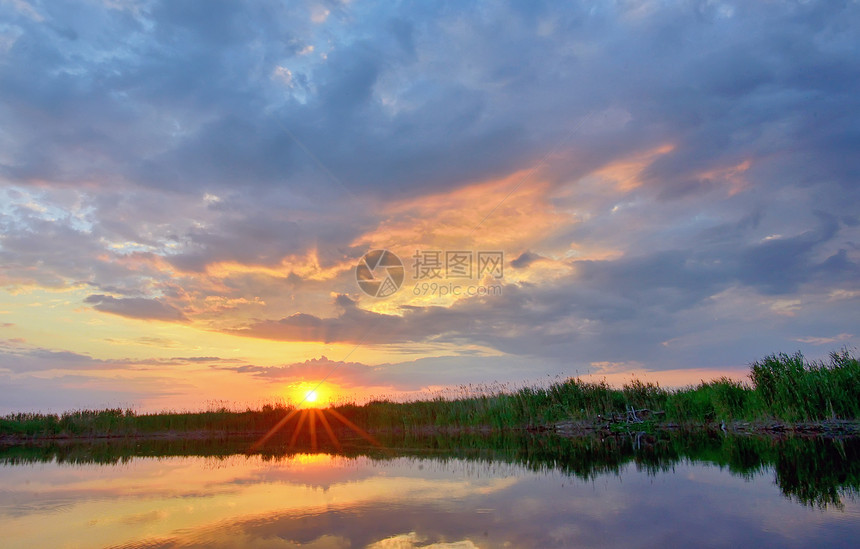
[{"xmin": 4, "ymin": 432, "xmax": 858, "ymax": 510}]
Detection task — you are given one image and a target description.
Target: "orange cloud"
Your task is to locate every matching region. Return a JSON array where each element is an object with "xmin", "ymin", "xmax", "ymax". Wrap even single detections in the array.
[
  {"xmin": 355, "ymin": 168, "xmax": 570, "ymax": 251},
  {"xmin": 696, "ymin": 159, "xmax": 752, "ymax": 196},
  {"xmin": 594, "ymin": 143, "xmax": 675, "ymax": 191},
  {"xmin": 203, "ymin": 248, "xmax": 354, "ymax": 283}
]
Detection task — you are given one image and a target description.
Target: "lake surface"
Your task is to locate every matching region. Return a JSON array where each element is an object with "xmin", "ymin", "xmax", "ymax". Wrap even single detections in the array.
[{"xmin": 1, "ymin": 433, "xmax": 858, "ymax": 548}]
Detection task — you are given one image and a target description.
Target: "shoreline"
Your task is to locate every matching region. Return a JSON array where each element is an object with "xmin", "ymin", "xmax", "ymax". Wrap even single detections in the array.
[
  {"xmin": 3, "ymin": 419, "xmax": 860, "ymax": 446},
  {"xmin": 549, "ymin": 418, "xmax": 860, "ymax": 438}
]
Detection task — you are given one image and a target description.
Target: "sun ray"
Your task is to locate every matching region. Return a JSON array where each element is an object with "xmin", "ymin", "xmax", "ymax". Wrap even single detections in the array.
[
  {"xmin": 247, "ymin": 406, "xmax": 301, "ymax": 453},
  {"xmin": 289, "ymin": 409, "xmax": 309, "ymax": 448},
  {"xmin": 326, "ymin": 408, "xmax": 382, "ymax": 447},
  {"xmin": 308, "ymin": 408, "xmax": 317, "ymax": 451},
  {"xmin": 315, "ymin": 408, "xmax": 343, "ymax": 452},
  {"xmin": 249, "ymin": 393, "xmax": 382, "ymax": 453}
]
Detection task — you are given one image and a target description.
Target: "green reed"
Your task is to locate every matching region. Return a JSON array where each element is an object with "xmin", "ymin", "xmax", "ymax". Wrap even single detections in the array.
[
  {"xmin": 0, "ymin": 403, "xmax": 294, "ymax": 438},
  {"xmin": 2, "ymin": 349, "xmax": 857, "ymax": 438}
]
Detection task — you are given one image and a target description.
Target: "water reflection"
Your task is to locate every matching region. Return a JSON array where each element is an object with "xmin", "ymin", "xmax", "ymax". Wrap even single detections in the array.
[{"xmin": 1, "ymin": 433, "xmax": 858, "ymax": 548}]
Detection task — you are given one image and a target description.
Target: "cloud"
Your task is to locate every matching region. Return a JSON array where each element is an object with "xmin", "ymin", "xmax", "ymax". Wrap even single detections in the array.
[
  {"xmin": 0, "ymin": 338, "xmax": 244, "ymax": 374},
  {"xmin": 0, "ymin": 340, "xmax": 265, "ymax": 412},
  {"xmin": 2, "ymin": 0, "xmax": 852, "ymax": 204},
  {"xmin": 220, "ymin": 356, "xmax": 378, "ymax": 387},
  {"xmin": 735, "ymin": 213, "xmax": 851, "ymax": 295},
  {"xmin": 793, "ymin": 333, "xmax": 854, "ymax": 346},
  {"xmin": 84, "ymin": 294, "xmax": 189, "ymax": 322},
  {"xmin": 510, "ymin": 251, "xmax": 545, "ymax": 270},
  {"xmin": 219, "ymin": 353, "xmax": 553, "ymax": 393},
  {"xmin": 0, "ymin": 338, "xmax": 113, "ymax": 374}
]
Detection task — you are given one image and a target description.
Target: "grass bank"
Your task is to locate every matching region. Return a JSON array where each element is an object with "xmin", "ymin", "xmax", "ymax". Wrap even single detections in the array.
[
  {"xmin": 333, "ymin": 349, "xmax": 859, "ymax": 431},
  {"xmin": 0, "ymin": 403, "xmax": 294, "ymax": 439},
  {"xmin": 2, "ymin": 349, "xmax": 858, "ymax": 439}
]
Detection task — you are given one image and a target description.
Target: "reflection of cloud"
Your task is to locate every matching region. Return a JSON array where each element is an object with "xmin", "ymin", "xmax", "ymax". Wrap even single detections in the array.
[{"xmin": 8, "ymin": 454, "xmax": 852, "ymax": 549}]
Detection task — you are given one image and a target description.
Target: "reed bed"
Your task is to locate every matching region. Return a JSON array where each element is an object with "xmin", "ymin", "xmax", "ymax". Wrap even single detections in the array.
[{"xmin": 2, "ymin": 349, "xmax": 857, "ymax": 438}]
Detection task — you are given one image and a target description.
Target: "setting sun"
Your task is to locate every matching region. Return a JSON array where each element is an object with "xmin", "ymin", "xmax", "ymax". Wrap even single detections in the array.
[{"xmin": 290, "ymin": 382, "xmax": 336, "ymax": 409}]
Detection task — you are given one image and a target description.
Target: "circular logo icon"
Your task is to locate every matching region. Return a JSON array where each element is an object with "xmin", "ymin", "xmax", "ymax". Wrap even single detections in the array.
[{"xmin": 356, "ymin": 249, "xmax": 404, "ymax": 298}]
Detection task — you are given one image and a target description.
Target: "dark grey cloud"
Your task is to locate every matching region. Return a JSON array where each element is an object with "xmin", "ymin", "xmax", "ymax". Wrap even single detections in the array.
[
  {"xmin": 2, "ymin": 0, "xmax": 852, "ymax": 205},
  {"xmin": 0, "ymin": 338, "xmax": 112, "ymax": 374},
  {"xmin": 0, "ymin": 208, "xmax": 103, "ymax": 287},
  {"xmin": 1, "ymin": 0, "xmax": 857, "ymax": 240},
  {"xmin": 228, "ymin": 287, "xmax": 633, "ymax": 356},
  {"xmin": 227, "ymin": 295, "xmax": 420, "ymax": 345},
  {"xmin": 510, "ymin": 251, "xmax": 545, "ymax": 270},
  {"xmin": 221, "ymin": 356, "xmax": 377, "ymax": 386},
  {"xmin": 0, "ymin": 338, "xmax": 244, "ymax": 375},
  {"xmin": 218, "ymin": 353, "xmax": 550, "ymax": 393},
  {"xmin": 735, "ymin": 212, "xmax": 848, "ymax": 295},
  {"xmin": 84, "ymin": 294, "xmax": 189, "ymax": 322},
  {"xmin": 228, "ymin": 220, "xmax": 859, "ymax": 367},
  {"xmin": 0, "ymin": 373, "xmax": 160, "ymax": 414}
]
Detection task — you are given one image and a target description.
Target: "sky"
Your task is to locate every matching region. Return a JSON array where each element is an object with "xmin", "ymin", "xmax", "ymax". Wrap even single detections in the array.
[{"xmin": 1, "ymin": 0, "xmax": 858, "ymax": 413}]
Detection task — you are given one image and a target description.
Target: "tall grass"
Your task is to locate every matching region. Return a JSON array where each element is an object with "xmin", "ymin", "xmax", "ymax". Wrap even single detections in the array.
[
  {"xmin": 750, "ymin": 349, "xmax": 860, "ymax": 421},
  {"xmin": 664, "ymin": 377, "xmax": 758, "ymax": 422},
  {"xmin": 335, "ymin": 349, "xmax": 859, "ymax": 428},
  {"xmin": 0, "ymin": 403, "xmax": 294, "ymax": 438}
]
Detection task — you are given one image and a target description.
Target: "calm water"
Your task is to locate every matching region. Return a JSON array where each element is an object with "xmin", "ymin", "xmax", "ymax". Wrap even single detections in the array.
[{"xmin": 1, "ymin": 434, "xmax": 858, "ymax": 548}]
